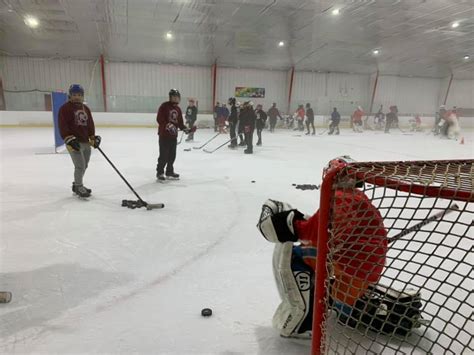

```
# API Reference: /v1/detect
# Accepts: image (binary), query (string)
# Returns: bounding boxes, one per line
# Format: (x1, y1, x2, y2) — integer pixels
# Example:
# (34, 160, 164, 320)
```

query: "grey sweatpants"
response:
(68, 142, 91, 186)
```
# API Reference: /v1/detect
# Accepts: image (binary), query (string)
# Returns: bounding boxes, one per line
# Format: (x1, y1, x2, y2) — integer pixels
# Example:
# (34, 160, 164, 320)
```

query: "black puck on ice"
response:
(201, 308, 212, 317)
(251, 180, 256, 183)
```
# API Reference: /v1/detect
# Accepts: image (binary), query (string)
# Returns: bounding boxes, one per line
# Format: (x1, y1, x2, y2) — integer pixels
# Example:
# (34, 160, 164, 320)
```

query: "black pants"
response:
(157, 137, 177, 175)
(187, 119, 196, 140)
(213, 116, 218, 132)
(385, 117, 393, 133)
(229, 121, 237, 146)
(256, 127, 263, 144)
(328, 121, 340, 135)
(245, 129, 254, 152)
(269, 117, 277, 132)
(306, 119, 315, 134)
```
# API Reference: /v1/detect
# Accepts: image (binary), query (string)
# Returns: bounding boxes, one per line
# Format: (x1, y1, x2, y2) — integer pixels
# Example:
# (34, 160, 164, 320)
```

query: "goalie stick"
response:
(203, 137, 237, 153)
(98, 147, 164, 210)
(388, 204, 459, 244)
(193, 132, 220, 150)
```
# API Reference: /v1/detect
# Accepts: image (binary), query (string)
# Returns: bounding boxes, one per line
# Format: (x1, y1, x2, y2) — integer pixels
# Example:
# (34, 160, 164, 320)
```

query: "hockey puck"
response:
(183, 148, 191, 151)
(201, 308, 212, 317)
(251, 180, 256, 183)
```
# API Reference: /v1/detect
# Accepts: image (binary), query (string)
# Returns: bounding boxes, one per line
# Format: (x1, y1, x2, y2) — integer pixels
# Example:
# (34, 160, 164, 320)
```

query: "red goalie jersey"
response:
(295, 185, 388, 306)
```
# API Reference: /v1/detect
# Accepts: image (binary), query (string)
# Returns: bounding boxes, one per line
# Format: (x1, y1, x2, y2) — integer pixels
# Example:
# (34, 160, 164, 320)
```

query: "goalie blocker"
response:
(258, 198, 424, 339)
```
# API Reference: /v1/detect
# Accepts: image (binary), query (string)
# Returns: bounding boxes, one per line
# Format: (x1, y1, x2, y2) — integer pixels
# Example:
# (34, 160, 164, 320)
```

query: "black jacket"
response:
(229, 105, 239, 124)
(239, 107, 257, 128)
(306, 107, 314, 121)
(185, 106, 198, 122)
(255, 109, 267, 129)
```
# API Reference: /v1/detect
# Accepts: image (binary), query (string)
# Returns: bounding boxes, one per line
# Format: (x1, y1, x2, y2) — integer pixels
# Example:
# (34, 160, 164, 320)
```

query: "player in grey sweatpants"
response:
(69, 142, 91, 187)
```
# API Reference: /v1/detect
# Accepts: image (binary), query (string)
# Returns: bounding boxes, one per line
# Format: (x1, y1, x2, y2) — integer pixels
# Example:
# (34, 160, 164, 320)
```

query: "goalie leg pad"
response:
(272, 243, 314, 338)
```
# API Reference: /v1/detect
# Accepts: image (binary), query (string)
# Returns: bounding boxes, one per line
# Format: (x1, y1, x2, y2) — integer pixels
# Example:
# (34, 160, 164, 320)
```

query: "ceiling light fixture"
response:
(332, 8, 340, 15)
(372, 49, 380, 55)
(24, 15, 39, 28)
(451, 21, 460, 29)
(464, 55, 470, 60)
(278, 41, 285, 47)
(165, 31, 173, 40)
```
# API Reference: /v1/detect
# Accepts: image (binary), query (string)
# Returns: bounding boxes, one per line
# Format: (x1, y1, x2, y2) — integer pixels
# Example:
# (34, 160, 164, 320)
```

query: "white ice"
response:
(0, 126, 472, 354)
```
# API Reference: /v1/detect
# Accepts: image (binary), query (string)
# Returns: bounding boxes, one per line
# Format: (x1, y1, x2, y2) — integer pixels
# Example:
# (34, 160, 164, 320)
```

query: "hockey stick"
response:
(388, 204, 459, 244)
(193, 132, 220, 150)
(319, 128, 328, 135)
(203, 137, 237, 153)
(97, 147, 164, 210)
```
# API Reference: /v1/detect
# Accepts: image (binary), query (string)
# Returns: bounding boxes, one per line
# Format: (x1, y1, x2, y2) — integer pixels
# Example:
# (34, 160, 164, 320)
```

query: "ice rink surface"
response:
(0, 126, 472, 354)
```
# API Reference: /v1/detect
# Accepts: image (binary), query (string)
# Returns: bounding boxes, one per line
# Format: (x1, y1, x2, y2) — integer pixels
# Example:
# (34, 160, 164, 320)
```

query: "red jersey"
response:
(58, 101, 95, 143)
(157, 101, 186, 139)
(295, 189, 387, 284)
(352, 109, 364, 123)
(296, 107, 305, 119)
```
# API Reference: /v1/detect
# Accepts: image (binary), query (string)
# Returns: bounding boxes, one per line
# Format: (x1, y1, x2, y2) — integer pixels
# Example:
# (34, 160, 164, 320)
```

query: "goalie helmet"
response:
(322, 156, 363, 188)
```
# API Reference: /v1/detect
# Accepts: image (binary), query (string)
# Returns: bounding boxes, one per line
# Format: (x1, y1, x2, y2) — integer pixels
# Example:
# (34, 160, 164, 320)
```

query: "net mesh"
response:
(314, 160, 473, 355)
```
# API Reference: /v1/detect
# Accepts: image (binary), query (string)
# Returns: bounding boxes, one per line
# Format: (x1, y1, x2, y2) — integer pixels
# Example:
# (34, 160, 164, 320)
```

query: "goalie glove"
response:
(257, 199, 305, 243)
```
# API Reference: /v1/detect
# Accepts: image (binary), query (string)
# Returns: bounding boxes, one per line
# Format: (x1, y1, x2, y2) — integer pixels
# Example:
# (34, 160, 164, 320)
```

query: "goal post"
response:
(311, 159, 473, 354)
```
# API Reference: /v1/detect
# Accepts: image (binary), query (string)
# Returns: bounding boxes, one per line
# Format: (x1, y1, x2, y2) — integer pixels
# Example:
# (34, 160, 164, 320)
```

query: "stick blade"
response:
(146, 203, 165, 210)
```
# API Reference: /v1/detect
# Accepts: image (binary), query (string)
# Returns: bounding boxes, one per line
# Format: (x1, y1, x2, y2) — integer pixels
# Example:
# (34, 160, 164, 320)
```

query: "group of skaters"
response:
(352, 105, 401, 133)
(433, 105, 461, 140)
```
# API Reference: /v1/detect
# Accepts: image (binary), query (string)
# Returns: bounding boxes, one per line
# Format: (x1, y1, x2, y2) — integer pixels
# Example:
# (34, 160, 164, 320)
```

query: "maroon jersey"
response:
(58, 101, 95, 142)
(157, 101, 186, 139)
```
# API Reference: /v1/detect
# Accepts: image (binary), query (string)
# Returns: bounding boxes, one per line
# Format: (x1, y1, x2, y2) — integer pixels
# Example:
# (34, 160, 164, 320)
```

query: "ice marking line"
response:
(94, 181, 241, 313)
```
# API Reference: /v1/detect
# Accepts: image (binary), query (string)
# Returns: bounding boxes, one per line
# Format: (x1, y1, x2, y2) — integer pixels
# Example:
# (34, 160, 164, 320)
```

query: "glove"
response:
(64, 135, 80, 151)
(183, 128, 191, 134)
(89, 135, 101, 149)
(257, 199, 305, 243)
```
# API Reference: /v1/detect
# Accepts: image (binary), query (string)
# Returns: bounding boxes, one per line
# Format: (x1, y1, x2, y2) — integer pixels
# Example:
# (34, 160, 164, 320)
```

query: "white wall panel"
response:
(291, 72, 370, 115)
(0, 56, 102, 111)
(447, 80, 474, 109)
(374, 76, 441, 115)
(216, 67, 287, 110)
(106, 62, 212, 112)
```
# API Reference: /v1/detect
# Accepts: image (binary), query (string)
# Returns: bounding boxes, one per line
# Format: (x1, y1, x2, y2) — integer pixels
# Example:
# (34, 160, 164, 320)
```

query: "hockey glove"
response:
(89, 135, 101, 149)
(64, 135, 80, 152)
(257, 199, 305, 243)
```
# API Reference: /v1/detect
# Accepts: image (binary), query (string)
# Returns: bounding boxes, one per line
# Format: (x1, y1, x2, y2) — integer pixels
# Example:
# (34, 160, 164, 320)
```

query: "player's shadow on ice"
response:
(254, 326, 310, 355)
(0, 263, 131, 341)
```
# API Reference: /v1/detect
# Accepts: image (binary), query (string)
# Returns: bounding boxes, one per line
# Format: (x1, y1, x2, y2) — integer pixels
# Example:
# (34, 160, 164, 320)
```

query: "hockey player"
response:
(227, 97, 239, 148)
(374, 105, 385, 130)
(255, 104, 267, 146)
(305, 103, 315, 135)
(217, 103, 229, 133)
(352, 106, 364, 132)
(213, 102, 220, 132)
(385, 105, 398, 133)
(295, 104, 305, 131)
(444, 107, 461, 140)
(267, 103, 282, 132)
(409, 114, 422, 132)
(59, 84, 101, 198)
(156, 89, 189, 181)
(185, 98, 198, 142)
(257, 156, 390, 338)
(434, 105, 447, 136)
(328, 107, 341, 135)
(239, 101, 257, 154)
(237, 102, 246, 146)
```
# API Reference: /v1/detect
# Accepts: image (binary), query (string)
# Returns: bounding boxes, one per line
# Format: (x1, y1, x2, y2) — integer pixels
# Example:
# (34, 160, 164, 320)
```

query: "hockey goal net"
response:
(311, 159, 473, 355)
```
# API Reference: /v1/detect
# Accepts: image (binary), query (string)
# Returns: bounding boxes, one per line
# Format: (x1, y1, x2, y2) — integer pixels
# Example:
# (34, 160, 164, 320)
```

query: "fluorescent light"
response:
(464, 55, 470, 60)
(332, 8, 340, 15)
(165, 31, 173, 40)
(372, 49, 380, 55)
(278, 41, 285, 47)
(451, 21, 459, 28)
(24, 15, 39, 28)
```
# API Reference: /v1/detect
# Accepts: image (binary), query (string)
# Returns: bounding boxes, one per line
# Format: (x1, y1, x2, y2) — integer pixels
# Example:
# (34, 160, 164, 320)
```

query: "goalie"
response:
(257, 156, 422, 339)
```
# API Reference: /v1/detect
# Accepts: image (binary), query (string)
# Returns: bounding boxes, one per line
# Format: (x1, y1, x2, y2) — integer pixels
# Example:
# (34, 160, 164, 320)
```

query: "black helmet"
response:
(228, 97, 236, 105)
(169, 88, 181, 99)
